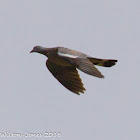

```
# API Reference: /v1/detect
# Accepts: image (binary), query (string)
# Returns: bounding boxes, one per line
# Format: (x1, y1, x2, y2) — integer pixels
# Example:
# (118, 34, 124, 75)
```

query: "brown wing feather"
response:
(67, 58, 104, 78)
(46, 60, 85, 95)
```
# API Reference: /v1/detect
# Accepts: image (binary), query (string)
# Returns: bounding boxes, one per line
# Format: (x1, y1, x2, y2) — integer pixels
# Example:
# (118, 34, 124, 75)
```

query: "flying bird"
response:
(30, 46, 117, 95)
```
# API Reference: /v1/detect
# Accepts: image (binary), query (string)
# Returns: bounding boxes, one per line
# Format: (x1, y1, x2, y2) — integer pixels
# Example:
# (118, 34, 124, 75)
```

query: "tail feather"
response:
(88, 57, 118, 67)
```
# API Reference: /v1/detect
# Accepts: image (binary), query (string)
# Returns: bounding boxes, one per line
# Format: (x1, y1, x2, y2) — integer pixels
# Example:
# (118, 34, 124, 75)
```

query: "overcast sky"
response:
(0, 0, 140, 140)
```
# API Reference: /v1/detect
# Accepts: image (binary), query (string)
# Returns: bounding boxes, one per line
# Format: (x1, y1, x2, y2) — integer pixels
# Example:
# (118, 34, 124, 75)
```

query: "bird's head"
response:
(30, 46, 58, 57)
(30, 46, 44, 53)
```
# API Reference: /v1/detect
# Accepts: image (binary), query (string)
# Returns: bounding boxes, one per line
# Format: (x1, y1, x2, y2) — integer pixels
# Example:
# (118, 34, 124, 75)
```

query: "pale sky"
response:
(0, 0, 140, 140)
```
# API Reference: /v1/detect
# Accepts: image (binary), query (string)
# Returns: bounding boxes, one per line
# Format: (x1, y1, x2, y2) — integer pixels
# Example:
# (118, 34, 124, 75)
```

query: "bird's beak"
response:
(30, 50, 34, 53)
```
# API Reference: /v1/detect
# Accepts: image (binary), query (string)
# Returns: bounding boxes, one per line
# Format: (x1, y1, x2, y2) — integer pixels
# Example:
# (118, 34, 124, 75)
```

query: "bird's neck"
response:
(40, 47, 58, 57)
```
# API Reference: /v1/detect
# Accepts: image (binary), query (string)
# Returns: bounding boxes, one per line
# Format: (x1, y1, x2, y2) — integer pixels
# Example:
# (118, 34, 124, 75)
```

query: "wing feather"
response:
(46, 60, 85, 95)
(61, 57, 104, 78)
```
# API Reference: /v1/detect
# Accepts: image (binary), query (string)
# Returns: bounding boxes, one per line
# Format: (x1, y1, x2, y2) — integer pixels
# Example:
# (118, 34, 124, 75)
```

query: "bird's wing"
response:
(46, 59, 86, 95)
(57, 54, 104, 78)
(72, 58, 104, 78)
(57, 51, 104, 78)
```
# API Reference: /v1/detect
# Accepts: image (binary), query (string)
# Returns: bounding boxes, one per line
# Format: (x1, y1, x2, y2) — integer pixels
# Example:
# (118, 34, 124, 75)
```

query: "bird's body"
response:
(30, 46, 117, 95)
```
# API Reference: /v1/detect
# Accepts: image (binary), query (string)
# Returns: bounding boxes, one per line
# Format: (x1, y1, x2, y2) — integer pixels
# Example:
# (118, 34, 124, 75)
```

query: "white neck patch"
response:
(58, 52, 79, 58)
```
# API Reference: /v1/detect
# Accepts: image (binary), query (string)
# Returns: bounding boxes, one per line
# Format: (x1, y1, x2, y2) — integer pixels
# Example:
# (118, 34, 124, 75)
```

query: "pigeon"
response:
(30, 46, 117, 95)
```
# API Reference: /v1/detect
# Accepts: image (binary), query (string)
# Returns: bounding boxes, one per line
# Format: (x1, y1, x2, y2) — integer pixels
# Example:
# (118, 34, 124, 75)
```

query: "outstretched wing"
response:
(57, 50, 104, 78)
(72, 58, 104, 78)
(46, 59, 86, 95)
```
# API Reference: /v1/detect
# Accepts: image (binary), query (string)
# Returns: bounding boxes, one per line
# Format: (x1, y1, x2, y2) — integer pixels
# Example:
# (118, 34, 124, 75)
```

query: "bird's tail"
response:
(88, 57, 118, 67)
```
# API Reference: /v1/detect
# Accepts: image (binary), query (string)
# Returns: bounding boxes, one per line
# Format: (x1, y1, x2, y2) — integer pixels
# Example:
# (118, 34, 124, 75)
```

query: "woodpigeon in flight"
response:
(30, 46, 117, 95)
